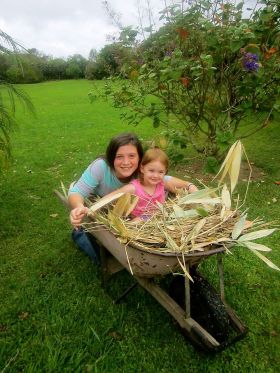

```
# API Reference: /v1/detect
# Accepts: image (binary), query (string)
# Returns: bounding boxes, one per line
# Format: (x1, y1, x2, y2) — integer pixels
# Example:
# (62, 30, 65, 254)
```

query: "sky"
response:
(0, 0, 166, 59)
(0, 0, 258, 60)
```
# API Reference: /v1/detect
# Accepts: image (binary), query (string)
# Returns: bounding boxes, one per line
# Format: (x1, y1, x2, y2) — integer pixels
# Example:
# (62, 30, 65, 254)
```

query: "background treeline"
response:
(0, 49, 88, 82)
(0, 41, 135, 83)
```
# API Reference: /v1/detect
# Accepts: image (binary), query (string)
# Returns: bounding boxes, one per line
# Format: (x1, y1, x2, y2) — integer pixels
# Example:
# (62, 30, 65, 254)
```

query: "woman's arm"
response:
(68, 159, 105, 228)
(69, 193, 89, 229)
(164, 176, 198, 194)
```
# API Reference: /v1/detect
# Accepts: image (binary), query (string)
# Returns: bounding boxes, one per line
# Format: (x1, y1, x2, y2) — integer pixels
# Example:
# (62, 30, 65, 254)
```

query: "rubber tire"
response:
(169, 270, 230, 343)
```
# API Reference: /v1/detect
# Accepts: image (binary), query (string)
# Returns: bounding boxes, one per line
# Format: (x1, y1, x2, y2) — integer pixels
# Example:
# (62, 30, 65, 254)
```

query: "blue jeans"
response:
(71, 229, 100, 265)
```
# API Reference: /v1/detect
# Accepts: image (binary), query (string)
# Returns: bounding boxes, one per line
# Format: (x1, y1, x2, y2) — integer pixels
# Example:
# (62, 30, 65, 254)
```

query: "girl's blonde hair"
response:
(140, 147, 169, 171)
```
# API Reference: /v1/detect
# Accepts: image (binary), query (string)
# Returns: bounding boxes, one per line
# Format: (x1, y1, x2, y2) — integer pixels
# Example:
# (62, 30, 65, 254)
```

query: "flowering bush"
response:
(92, 0, 280, 161)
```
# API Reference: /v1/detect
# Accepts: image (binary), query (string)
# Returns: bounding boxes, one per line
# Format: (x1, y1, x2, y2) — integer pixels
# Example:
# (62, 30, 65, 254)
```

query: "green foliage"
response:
(96, 0, 280, 160)
(86, 42, 139, 80)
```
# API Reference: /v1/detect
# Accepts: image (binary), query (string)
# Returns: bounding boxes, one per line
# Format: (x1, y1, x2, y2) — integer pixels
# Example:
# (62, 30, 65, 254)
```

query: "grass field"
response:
(0, 79, 279, 372)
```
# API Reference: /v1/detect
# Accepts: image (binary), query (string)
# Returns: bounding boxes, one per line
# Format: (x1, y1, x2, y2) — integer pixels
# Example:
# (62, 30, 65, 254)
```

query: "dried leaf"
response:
(113, 193, 133, 217)
(18, 311, 29, 320)
(215, 141, 238, 182)
(178, 188, 217, 204)
(221, 184, 231, 209)
(188, 218, 207, 245)
(220, 205, 226, 221)
(171, 205, 198, 219)
(182, 197, 221, 205)
(89, 192, 124, 214)
(229, 141, 242, 193)
(124, 195, 139, 216)
(248, 248, 280, 271)
(232, 213, 247, 239)
(242, 241, 272, 252)
(238, 229, 276, 242)
(107, 211, 130, 238)
(158, 226, 180, 251)
(176, 259, 194, 282)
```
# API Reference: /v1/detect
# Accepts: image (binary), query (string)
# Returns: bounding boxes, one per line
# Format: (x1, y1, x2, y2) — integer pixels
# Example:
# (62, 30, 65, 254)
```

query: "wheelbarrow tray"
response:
(92, 223, 227, 277)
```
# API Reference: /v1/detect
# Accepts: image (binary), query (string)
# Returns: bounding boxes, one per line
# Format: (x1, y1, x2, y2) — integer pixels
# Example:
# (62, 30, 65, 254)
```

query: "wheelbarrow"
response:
(55, 190, 248, 352)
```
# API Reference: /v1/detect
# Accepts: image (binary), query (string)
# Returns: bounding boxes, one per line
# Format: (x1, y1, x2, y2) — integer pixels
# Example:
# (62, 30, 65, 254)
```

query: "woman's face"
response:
(114, 144, 140, 180)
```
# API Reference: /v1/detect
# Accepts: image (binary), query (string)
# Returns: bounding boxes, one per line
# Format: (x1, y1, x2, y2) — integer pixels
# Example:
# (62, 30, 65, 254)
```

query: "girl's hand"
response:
(69, 205, 89, 229)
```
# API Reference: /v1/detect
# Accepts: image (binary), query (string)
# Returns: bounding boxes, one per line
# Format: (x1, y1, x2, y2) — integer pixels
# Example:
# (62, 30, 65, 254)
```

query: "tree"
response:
(94, 0, 280, 162)
(66, 54, 87, 78)
(0, 29, 34, 172)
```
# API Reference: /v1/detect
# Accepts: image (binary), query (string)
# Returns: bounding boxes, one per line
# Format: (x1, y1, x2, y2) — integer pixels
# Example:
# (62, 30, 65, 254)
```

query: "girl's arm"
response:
(88, 183, 136, 214)
(164, 176, 198, 194)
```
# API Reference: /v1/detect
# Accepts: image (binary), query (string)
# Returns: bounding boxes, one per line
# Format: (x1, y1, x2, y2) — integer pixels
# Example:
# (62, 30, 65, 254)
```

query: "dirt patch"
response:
(172, 159, 266, 185)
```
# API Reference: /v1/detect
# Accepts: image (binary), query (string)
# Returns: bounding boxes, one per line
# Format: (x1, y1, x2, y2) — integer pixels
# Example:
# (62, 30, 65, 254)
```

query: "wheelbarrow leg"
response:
(100, 245, 110, 289)
(136, 276, 220, 351)
(216, 253, 248, 339)
(217, 253, 225, 302)
(184, 264, 191, 318)
(114, 282, 138, 304)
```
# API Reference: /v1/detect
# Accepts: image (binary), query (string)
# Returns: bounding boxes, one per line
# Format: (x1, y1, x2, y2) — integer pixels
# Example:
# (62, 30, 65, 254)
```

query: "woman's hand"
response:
(69, 205, 89, 229)
(187, 183, 198, 193)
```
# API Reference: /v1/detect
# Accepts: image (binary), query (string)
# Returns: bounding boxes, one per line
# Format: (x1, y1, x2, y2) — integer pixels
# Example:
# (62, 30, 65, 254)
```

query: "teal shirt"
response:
(68, 158, 125, 198)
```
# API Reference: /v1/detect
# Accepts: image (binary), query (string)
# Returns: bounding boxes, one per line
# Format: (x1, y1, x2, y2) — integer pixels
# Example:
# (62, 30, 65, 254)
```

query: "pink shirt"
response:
(130, 179, 165, 219)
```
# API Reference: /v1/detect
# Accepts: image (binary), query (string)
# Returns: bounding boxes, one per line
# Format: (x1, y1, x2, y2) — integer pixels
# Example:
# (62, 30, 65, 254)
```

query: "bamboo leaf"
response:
(177, 188, 217, 203)
(171, 205, 198, 219)
(176, 260, 194, 282)
(196, 207, 209, 217)
(232, 213, 247, 239)
(88, 192, 124, 213)
(215, 141, 238, 182)
(112, 193, 132, 216)
(124, 194, 139, 216)
(182, 197, 221, 205)
(229, 141, 242, 193)
(238, 229, 276, 242)
(221, 184, 231, 209)
(107, 211, 130, 237)
(220, 205, 226, 221)
(242, 241, 272, 252)
(188, 218, 207, 245)
(158, 225, 181, 251)
(248, 248, 280, 271)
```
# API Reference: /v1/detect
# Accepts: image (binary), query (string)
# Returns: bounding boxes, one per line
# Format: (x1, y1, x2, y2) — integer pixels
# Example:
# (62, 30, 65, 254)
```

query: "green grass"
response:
(0, 80, 279, 372)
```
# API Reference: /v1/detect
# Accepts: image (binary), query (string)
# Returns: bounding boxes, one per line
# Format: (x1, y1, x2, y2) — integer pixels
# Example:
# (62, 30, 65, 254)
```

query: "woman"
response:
(68, 132, 197, 262)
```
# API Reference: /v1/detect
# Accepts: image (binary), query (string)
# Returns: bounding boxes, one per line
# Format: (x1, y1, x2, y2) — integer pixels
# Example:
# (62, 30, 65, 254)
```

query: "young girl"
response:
(92, 147, 198, 221)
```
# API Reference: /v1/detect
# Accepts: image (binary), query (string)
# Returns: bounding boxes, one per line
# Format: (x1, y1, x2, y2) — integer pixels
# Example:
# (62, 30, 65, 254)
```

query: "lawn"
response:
(0, 79, 279, 372)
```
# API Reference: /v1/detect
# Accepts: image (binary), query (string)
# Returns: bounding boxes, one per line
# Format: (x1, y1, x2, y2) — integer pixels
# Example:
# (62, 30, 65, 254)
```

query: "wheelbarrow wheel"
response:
(169, 271, 230, 343)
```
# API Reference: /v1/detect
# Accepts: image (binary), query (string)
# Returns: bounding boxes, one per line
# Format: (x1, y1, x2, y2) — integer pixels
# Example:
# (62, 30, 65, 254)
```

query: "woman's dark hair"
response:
(105, 133, 144, 169)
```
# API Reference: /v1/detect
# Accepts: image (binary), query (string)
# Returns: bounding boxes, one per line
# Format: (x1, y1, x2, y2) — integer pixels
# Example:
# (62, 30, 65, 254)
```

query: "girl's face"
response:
(114, 144, 140, 180)
(140, 160, 166, 186)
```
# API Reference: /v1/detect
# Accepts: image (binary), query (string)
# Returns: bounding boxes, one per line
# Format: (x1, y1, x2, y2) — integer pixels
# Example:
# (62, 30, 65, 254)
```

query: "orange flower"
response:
(176, 28, 189, 40)
(264, 47, 277, 60)
(180, 77, 190, 87)
(268, 47, 277, 54)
